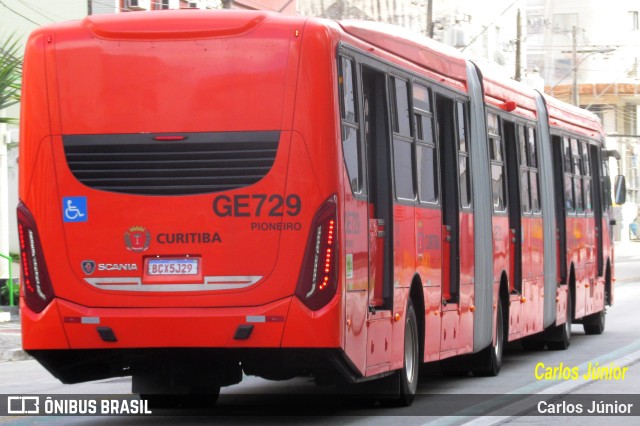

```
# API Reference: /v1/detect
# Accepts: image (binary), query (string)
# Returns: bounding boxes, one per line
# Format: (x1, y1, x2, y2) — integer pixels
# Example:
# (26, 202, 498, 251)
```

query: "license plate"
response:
(147, 258, 199, 276)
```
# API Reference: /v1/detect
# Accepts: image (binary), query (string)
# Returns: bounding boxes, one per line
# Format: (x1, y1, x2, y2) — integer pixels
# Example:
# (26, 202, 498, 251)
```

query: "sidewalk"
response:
(0, 306, 29, 362)
(614, 239, 640, 255)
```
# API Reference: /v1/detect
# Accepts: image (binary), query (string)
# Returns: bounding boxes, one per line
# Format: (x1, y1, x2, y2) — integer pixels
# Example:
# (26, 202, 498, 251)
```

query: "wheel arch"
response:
(409, 274, 425, 363)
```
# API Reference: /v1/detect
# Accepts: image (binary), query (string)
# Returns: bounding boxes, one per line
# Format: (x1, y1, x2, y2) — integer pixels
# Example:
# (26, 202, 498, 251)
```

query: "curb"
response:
(9, 348, 31, 362)
(0, 306, 19, 322)
(2, 348, 31, 363)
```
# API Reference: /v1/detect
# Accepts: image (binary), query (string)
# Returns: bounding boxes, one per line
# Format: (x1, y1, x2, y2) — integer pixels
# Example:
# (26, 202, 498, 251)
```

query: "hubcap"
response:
(405, 317, 416, 383)
(494, 305, 503, 362)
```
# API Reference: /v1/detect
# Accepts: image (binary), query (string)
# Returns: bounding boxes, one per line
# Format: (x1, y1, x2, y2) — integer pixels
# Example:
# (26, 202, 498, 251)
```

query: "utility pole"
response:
(515, 9, 522, 81)
(427, 0, 434, 38)
(572, 26, 579, 106)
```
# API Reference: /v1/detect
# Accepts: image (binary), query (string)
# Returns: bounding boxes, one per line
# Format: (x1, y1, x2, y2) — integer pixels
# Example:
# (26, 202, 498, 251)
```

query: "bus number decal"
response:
(417, 232, 440, 251)
(345, 212, 361, 235)
(212, 194, 301, 217)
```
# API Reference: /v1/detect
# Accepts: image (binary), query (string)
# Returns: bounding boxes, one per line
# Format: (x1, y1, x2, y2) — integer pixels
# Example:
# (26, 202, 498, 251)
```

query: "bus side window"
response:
(414, 83, 438, 204)
(391, 77, 415, 200)
(602, 159, 612, 211)
(571, 138, 584, 214)
(528, 127, 541, 214)
(488, 113, 506, 212)
(457, 102, 472, 209)
(563, 137, 575, 213)
(339, 57, 363, 194)
(518, 125, 531, 214)
(582, 142, 592, 213)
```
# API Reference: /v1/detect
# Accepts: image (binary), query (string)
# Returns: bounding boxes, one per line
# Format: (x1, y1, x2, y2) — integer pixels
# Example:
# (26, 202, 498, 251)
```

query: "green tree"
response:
(0, 34, 22, 125)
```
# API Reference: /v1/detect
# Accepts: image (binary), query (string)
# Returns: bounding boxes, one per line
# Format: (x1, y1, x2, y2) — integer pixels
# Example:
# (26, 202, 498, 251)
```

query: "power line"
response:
(15, 0, 56, 23)
(461, 0, 521, 52)
(0, 0, 42, 26)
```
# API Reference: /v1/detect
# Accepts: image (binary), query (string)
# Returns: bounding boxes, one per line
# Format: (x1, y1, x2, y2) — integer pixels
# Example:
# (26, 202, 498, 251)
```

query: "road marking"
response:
(422, 340, 640, 426)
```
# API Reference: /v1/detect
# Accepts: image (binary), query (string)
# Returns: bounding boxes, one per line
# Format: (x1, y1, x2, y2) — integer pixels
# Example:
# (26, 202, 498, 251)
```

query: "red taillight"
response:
(295, 196, 339, 311)
(17, 202, 54, 313)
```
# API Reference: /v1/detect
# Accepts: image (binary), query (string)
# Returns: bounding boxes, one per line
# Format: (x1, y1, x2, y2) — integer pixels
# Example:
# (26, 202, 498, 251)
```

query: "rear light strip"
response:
(295, 196, 339, 311)
(83, 275, 262, 292)
(17, 203, 55, 313)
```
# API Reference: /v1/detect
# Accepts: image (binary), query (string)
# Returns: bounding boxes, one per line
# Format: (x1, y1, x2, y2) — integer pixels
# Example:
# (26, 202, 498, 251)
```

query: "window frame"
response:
(338, 55, 365, 197)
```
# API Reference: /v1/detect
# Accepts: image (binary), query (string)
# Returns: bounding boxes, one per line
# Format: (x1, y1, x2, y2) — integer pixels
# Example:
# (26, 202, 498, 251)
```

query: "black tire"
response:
(583, 309, 606, 335)
(388, 299, 420, 407)
(472, 299, 505, 377)
(547, 288, 572, 350)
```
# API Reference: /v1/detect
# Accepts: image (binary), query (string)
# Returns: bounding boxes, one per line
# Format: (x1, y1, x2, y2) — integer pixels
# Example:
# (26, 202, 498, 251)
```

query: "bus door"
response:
(435, 95, 469, 353)
(552, 136, 569, 284)
(503, 120, 524, 336)
(589, 145, 604, 277)
(580, 141, 597, 313)
(549, 134, 578, 324)
(361, 66, 392, 310)
(362, 66, 394, 369)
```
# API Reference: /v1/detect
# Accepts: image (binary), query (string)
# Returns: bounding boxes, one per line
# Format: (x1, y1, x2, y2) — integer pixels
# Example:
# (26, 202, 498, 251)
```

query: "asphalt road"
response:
(1, 241, 639, 424)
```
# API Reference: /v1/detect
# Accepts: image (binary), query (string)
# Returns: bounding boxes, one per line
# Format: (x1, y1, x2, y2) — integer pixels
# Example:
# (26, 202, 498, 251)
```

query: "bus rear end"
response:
(19, 10, 343, 398)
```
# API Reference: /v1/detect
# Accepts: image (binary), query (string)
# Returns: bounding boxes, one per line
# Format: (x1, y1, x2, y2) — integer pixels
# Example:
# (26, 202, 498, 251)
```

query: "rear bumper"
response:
(21, 293, 342, 350)
(22, 293, 346, 384)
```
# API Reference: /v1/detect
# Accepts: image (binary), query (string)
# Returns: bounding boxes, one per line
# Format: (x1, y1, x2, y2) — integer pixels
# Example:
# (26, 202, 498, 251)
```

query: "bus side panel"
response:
(415, 206, 443, 362)
(570, 214, 588, 319)
(281, 297, 342, 348)
(21, 299, 69, 350)
(393, 205, 416, 294)
(19, 31, 53, 202)
(281, 22, 343, 350)
(491, 216, 509, 288)
(555, 285, 569, 326)
(603, 213, 615, 305)
(458, 211, 475, 354)
(525, 216, 544, 335)
(343, 183, 370, 374)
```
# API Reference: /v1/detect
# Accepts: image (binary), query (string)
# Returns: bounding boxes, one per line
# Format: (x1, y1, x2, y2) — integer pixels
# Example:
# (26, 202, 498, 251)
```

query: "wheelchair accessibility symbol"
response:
(63, 197, 88, 222)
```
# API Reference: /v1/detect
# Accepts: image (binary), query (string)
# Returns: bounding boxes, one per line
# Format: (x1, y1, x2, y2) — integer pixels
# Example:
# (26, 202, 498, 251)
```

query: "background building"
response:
(1, 0, 638, 288)
(525, 0, 640, 239)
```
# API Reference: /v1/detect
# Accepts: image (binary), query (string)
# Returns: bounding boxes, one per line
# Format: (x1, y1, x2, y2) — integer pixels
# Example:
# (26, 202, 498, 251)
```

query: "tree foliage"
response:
(0, 34, 23, 124)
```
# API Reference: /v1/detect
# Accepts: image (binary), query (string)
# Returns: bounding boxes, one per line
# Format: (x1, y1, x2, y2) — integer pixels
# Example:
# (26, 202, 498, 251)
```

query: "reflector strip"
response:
(63, 317, 100, 324)
(153, 135, 187, 141)
(83, 275, 262, 292)
(246, 316, 285, 323)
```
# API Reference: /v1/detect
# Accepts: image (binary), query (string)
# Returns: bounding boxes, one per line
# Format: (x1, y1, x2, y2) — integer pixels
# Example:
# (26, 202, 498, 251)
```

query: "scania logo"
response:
(124, 226, 151, 253)
(98, 263, 138, 271)
(81, 260, 96, 275)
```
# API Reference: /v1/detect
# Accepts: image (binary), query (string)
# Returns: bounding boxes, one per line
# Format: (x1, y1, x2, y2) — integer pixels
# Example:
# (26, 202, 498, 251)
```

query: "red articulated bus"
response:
(18, 10, 626, 406)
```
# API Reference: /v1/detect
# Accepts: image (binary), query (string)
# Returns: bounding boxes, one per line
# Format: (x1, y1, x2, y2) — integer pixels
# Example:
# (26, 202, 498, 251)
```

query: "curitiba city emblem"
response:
(124, 226, 151, 253)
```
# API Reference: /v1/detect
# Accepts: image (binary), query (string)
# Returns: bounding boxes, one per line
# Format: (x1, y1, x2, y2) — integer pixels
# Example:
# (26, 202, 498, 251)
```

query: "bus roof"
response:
(544, 94, 604, 140)
(338, 19, 468, 88)
(82, 9, 305, 40)
(480, 68, 539, 121)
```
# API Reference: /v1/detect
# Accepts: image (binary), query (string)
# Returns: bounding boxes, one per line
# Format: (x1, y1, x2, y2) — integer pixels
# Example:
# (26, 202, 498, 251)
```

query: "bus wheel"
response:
(547, 289, 572, 350)
(583, 309, 606, 335)
(472, 299, 504, 377)
(388, 299, 419, 406)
